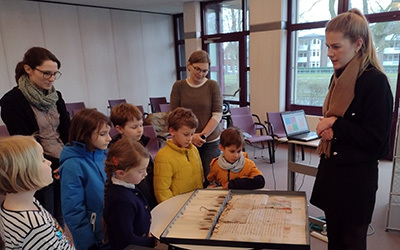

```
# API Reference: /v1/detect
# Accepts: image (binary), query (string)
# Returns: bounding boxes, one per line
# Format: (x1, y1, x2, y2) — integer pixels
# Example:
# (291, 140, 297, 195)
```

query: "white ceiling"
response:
(32, 0, 208, 15)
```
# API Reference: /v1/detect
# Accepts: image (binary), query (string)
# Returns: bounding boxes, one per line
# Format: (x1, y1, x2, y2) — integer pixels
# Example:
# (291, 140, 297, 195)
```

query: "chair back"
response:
(0, 125, 9, 137)
(230, 106, 251, 115)
(143, 125, 160, 158)
(230, 114, 257, 136)
(108, 99, 127, 109)
(135, 105, 145, 115)
(65, 102, 86, 118)
(149, 97, 167, 113)
(267, 112, 287, 138)
(159, 103, 170, 113)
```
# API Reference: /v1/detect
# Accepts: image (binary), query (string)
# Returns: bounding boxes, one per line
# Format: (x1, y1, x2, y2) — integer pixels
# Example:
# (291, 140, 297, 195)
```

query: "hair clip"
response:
(112, 156, 119, 166)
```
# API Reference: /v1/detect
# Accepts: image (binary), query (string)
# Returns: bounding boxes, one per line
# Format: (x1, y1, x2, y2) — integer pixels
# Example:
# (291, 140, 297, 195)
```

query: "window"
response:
(287, 0, 400, 115)
(202, 0, 250, 107)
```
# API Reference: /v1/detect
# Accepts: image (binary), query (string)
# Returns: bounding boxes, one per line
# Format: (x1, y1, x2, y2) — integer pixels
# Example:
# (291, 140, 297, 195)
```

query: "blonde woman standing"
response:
(311, 9, 393, 250)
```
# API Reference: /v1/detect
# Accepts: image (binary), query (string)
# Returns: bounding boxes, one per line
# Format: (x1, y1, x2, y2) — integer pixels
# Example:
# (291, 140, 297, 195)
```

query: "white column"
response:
(183, 1, 202, 61)
(249, 0, 287, 118)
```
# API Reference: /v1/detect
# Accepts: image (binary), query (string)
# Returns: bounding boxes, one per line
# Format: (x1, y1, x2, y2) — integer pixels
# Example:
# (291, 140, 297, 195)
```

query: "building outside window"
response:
(201, 0, 249, 107)
(287, 0, 400, 115)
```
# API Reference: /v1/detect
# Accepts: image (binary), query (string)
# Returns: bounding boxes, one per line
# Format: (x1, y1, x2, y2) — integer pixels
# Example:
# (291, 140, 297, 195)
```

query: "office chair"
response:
(159, 103, 170, 113)
(108, 99, 127, 109)
(65, 102, 86, 119)
(230, 114, 275, 163)
(149, 97, 168, 113)
(230, 106, 264, 133)
(143, 124, 160, 158)
(136, 105, 145, 115)
(266, 111, 287, 140)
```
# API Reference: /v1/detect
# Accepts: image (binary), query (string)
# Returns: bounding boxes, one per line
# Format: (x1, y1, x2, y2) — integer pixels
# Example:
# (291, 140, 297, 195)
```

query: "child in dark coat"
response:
(103, 137, 156, 249)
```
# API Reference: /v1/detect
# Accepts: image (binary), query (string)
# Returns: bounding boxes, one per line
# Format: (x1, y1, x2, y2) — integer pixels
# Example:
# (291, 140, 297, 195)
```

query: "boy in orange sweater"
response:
(207, 126, 265, 189)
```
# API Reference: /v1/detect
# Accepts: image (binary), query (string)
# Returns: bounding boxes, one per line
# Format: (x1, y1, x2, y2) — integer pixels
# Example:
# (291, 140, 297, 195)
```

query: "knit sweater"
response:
(170, 79, 222, 141)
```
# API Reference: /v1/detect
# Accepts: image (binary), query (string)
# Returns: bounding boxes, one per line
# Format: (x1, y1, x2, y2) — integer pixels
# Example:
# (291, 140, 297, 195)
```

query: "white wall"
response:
(0, 0, 176, 121)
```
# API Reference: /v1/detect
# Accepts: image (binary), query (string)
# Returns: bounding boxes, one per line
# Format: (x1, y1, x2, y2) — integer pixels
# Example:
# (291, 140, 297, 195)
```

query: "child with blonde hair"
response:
(0, 135, 74, 249)
(103, 137, 156, 249)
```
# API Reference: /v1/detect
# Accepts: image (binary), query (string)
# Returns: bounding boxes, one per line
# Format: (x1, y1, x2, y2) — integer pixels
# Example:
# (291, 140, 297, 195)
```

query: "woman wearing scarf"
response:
(310, 9, 393, 250)
(0, 47, 70, 227)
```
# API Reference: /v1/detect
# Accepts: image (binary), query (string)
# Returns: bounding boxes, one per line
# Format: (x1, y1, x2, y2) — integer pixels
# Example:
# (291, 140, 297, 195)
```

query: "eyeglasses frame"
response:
(35, 68, 62, 80)
(190, 64, 209, 74)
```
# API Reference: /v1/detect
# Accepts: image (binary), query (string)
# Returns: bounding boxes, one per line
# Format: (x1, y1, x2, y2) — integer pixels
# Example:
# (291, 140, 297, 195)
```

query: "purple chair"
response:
(143, 125, 160, 158)
(266, 111, 287, 139)
(65, 102, 86, 119)
(149, 97, 168, 113)
(230, 114, 275, 163)
(159, 103, 170, 113)
(230, 106, 263, 133)
(108, 99, 127, 109)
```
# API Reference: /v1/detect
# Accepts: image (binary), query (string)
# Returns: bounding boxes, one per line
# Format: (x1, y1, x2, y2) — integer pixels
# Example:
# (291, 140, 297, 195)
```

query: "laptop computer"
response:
(280, 110, 320, 141)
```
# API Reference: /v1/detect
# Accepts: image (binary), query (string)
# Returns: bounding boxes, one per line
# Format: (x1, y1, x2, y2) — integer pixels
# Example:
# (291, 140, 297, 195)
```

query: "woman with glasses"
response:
(0, 47, 70, 228)
(170, 50, 223, 187)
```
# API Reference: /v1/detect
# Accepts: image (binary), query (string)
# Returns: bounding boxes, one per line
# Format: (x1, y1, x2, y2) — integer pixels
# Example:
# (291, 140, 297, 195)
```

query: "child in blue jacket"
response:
(60, 109, 112, 249)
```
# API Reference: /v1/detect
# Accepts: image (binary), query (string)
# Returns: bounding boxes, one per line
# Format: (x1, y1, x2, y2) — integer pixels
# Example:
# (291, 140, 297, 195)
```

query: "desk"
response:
(150, 191, 248, 250)
(287, 139, 320, 191)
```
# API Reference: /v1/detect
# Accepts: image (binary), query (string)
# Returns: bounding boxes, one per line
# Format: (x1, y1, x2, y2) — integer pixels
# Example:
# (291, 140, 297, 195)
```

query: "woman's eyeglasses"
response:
(191, 64, 209, 74)
(35, 68, 62, 80)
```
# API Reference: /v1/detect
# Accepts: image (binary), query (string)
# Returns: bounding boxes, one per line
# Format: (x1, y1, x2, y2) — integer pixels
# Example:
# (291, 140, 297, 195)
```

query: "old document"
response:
(211, 194, 307, 244)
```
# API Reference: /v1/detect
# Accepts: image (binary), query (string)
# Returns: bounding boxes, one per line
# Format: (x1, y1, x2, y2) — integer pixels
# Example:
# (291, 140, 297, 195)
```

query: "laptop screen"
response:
(281, 110, 310, 136)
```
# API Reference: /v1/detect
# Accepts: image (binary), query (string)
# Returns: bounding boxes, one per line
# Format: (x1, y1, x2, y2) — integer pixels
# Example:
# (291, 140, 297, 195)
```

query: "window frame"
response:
(200, 0, 250, 107)
(286, 0, 400, 115)
(173, 14, 186, 80)
(286, 0, 400, 159)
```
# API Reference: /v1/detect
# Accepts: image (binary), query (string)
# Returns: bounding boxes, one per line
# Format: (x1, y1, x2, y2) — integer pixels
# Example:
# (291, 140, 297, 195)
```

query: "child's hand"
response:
(222, 182, 229, 189)
(207, 180, 221, 188)
(53, 168, 60, 180)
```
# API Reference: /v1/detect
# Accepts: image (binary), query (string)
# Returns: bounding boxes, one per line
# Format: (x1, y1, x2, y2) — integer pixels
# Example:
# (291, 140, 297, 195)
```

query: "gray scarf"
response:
(217, 152, 245, 173)
(18, 74, 58, 111)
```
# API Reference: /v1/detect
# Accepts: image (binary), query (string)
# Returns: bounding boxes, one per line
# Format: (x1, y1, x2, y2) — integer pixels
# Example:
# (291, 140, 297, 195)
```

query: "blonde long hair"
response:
(326, 8, 384, 75)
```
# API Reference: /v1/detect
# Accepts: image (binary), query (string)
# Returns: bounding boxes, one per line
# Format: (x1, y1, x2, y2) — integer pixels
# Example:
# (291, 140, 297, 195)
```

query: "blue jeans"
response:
(197, 140, 220, 187)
